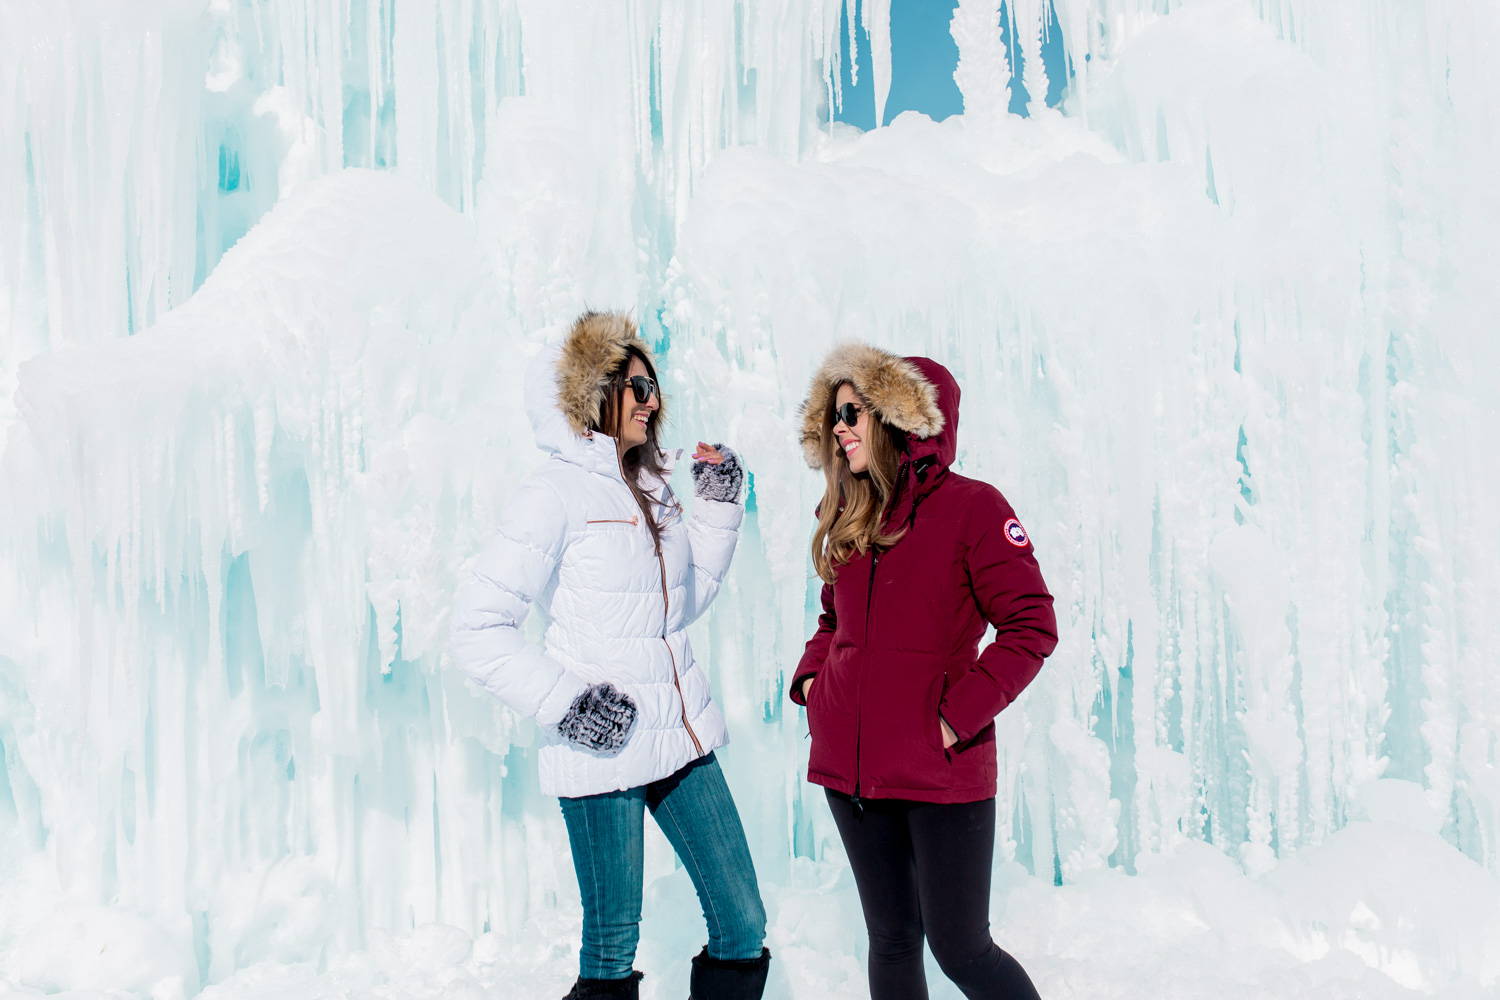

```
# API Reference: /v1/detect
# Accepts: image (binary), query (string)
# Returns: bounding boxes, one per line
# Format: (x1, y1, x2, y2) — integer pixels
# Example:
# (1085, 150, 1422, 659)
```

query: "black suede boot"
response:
(562, 970, 643, 999)
(688, 947, 771, 1000)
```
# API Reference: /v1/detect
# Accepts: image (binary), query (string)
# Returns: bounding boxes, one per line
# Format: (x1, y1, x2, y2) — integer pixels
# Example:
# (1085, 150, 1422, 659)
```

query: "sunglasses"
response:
(626, 375, 659, 404)
(833, 401, 866, 428)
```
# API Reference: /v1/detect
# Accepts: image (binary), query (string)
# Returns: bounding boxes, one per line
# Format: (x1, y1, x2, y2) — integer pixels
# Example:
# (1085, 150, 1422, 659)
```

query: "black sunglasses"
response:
(626, 375, 659, 404)
(834, 401, 865, 428)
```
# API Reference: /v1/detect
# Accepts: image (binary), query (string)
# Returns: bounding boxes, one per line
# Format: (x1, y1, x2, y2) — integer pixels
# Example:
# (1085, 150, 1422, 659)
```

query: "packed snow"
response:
(1, 1, 1497, 998)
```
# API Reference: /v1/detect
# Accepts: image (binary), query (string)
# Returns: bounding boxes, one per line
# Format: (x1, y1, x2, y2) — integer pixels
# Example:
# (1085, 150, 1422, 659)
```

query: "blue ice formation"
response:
(0, 0, 1497, 991)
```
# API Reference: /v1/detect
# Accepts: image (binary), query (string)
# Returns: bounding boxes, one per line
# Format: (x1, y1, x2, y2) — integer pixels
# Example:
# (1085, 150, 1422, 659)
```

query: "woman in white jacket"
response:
(451, 312, 769, 1000)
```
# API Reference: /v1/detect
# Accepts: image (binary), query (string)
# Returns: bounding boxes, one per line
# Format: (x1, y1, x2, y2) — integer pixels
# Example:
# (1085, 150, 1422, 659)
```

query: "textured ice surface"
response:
(1, 0, 1498, 997)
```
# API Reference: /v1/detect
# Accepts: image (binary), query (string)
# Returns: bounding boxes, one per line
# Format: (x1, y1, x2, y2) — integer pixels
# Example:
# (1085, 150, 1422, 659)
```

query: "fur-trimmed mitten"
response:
(557, 683, 638, 753)
(691, 444, 744, 503)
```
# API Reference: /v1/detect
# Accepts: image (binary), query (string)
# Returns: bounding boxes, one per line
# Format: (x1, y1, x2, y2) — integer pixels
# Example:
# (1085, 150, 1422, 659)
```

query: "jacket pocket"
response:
(803, 668, 826, 732)
(804, 658, 847, 742)
(927, 675, 950, 755)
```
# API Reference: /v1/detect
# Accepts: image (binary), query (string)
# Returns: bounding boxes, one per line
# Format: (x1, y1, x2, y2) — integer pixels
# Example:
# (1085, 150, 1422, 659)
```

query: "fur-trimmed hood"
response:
(798, 342, 957, 470)
(554, 311, 662, 435)
(524, 311, 666, 481)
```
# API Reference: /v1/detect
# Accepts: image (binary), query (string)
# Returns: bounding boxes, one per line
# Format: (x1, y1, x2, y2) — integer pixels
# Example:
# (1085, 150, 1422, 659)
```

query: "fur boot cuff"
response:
(689, 947, 771, 1000)
(563, 970, 644, 999)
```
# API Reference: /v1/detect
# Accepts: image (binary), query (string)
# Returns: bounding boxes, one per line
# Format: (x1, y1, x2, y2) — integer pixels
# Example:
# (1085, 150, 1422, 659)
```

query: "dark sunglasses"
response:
(833, 401, 865, 428)
(626, 375, 659, 404)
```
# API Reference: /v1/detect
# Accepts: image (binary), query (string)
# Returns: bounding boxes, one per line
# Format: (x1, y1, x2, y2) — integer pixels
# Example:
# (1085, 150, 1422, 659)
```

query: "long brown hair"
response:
(592, 345, 669, 552)
(810, 384, 909, 583)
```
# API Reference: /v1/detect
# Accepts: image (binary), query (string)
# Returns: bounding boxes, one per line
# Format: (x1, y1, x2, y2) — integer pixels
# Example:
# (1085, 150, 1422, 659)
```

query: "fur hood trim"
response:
(555, 311, 660, 435)
(798, 342, 945, 468)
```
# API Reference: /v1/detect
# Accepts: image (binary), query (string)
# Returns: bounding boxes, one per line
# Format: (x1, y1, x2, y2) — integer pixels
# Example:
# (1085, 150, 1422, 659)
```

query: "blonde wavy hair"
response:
(809, 386, 909, 584)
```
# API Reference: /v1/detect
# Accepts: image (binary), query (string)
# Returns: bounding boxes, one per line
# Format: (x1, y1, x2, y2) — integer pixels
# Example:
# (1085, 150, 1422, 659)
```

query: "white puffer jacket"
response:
(450, 340, 741, 798)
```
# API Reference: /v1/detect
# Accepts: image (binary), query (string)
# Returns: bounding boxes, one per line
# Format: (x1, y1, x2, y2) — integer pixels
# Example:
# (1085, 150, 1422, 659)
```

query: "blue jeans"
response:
(559, 752, 767, 980)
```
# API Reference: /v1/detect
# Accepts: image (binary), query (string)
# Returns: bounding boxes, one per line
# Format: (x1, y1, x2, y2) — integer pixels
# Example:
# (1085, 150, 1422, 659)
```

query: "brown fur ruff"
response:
(798, 343, 944, 468)
(555, 311, 662, 435)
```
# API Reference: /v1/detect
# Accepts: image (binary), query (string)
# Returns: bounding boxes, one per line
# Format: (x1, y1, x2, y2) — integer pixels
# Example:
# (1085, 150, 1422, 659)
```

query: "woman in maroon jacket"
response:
(789, 344, 1057, 1000)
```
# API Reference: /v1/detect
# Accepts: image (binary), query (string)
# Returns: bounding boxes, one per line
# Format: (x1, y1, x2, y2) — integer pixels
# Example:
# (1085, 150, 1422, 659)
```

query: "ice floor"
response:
(3, 806, 1497, 999)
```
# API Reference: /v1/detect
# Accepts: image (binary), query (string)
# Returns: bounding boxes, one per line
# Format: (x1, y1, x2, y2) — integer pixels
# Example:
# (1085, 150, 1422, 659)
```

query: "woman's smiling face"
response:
(617, 355, 657, 449)
(833, 383, 870, 473)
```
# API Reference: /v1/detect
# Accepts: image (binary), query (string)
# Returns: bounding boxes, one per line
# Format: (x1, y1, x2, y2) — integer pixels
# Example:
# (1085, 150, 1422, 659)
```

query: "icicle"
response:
(951, 0, 1012, 119)
(862, 0, 892, 126)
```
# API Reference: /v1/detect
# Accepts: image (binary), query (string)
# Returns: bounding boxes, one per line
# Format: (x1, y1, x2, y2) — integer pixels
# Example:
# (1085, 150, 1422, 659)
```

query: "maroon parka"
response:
(789, 351, 1058, 804)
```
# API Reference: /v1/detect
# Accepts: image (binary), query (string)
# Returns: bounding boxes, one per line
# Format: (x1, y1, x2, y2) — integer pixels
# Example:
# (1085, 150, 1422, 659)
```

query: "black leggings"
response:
(825, 790, 1041, 1000)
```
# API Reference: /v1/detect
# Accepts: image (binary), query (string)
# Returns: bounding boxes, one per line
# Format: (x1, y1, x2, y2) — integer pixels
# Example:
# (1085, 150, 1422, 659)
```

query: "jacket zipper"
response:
(601, 441, 700, 756)
(853, 550, 879, 811)
(659, 547, 704, 756)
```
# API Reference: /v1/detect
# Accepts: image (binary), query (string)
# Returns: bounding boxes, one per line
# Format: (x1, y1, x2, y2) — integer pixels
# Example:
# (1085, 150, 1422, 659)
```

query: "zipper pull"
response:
(852, 785, 863, 814)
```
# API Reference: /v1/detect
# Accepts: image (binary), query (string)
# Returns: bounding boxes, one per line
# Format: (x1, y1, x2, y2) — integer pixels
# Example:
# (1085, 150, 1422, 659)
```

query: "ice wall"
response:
(1, 0, 1497, 992)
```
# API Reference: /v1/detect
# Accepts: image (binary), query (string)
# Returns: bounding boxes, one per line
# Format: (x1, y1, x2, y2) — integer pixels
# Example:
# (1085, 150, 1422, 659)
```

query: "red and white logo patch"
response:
(1003, 518, 1030, 547)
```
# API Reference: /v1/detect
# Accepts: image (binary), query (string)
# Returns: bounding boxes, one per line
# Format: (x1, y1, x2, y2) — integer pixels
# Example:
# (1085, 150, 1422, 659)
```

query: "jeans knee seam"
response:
(655, 798, 730, 947)
(572, 798, 639, 980)
(583, 806, 607, 975)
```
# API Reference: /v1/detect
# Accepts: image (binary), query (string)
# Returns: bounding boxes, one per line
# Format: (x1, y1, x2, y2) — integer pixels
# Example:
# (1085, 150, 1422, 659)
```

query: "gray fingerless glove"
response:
(691, 444, 744, 503)
(557, 682, 637, 753)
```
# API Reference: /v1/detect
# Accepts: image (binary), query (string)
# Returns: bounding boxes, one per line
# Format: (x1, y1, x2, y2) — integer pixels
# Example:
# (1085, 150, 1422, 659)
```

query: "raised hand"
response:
(691, 443, 744, 502)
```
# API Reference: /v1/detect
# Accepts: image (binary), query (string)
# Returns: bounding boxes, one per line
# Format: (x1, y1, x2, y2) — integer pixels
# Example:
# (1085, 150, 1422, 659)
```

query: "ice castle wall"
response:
(1, 0, 1497, 986)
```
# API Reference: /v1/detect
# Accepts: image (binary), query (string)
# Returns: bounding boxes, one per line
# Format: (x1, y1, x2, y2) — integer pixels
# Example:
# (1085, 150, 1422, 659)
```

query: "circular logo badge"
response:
(1003, 518, 1029, 547)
